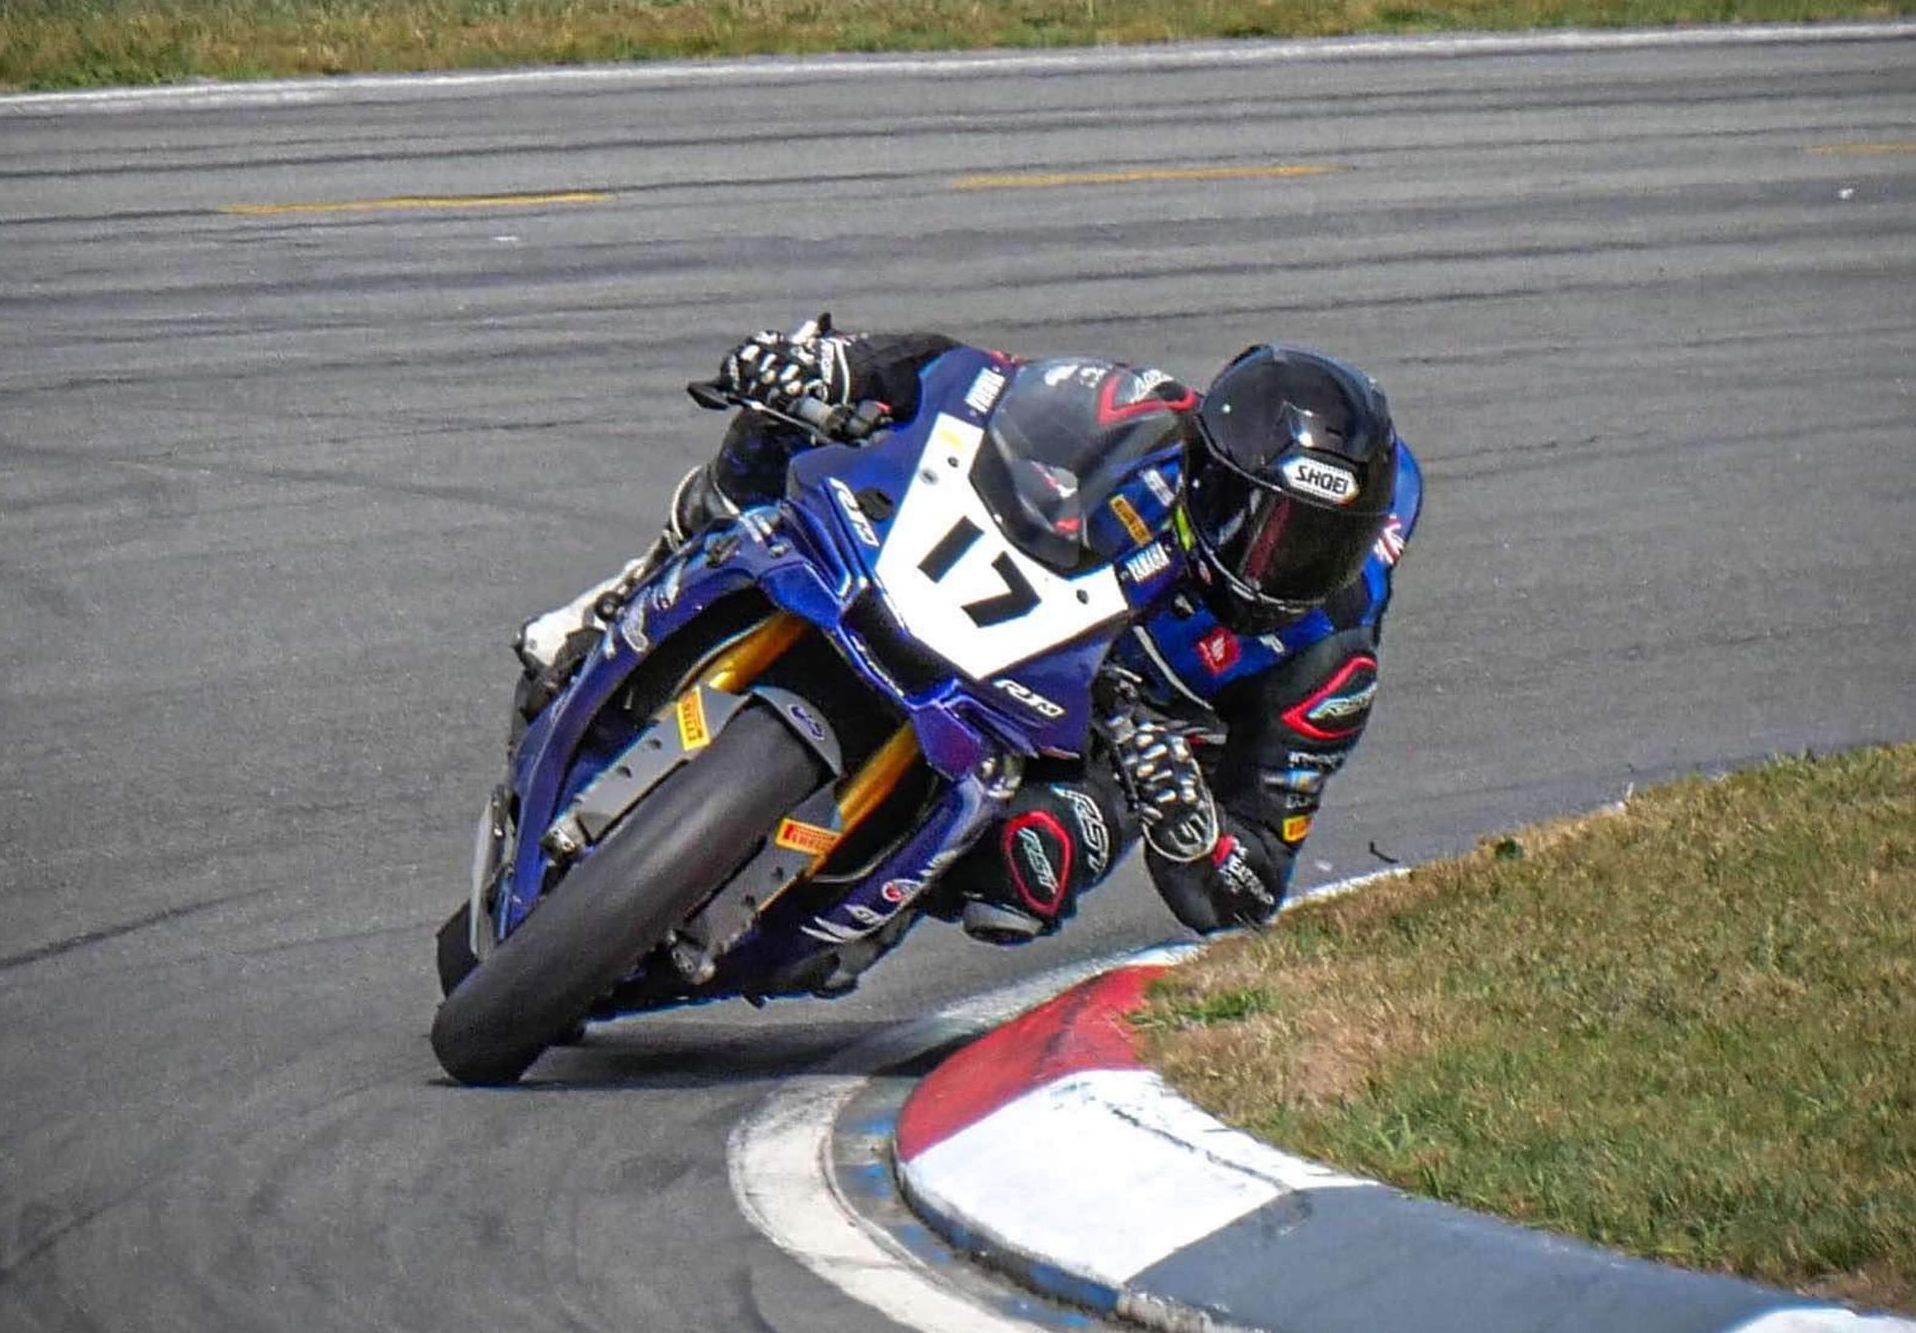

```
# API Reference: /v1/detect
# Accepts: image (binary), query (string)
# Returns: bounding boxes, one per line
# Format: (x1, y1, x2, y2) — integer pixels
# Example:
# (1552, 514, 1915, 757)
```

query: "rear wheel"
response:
(430, 705, 824, 1086)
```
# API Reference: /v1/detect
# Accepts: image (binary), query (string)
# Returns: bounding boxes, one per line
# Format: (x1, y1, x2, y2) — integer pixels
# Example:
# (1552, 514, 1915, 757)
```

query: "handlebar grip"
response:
(686, 379, 733, 411)
(682, 380, 890, 443)
(789, 394, 842, 433)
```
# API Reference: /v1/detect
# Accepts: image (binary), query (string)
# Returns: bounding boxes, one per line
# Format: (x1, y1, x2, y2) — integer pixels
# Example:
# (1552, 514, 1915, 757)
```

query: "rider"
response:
(516, 323, 1422, 943)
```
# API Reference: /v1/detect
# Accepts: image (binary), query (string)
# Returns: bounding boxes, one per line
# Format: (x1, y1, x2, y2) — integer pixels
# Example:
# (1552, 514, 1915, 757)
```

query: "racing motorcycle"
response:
(430, 344, 1194, 1085)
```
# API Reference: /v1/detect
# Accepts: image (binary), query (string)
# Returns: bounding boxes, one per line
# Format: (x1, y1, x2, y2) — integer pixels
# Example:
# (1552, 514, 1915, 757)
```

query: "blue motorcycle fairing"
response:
(490, 348, 1195, 1000)
(786, 349, 1189, 751)
(706, 762, 1012, 992)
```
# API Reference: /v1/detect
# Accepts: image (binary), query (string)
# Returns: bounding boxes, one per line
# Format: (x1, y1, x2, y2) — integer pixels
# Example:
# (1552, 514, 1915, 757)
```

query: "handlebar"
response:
(684, 379, 891, 443)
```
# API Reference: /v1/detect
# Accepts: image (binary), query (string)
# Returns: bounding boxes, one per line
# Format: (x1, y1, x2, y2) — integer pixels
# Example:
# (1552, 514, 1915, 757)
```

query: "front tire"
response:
(435, 902, 477, 997)
(430, 705, 824, 1086)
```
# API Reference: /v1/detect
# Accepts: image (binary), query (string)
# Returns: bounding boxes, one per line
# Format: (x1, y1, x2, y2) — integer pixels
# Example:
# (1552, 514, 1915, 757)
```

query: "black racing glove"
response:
(1144, 825, 1287, 933)
(1103, 708, 1220, 863)
(720, 327, 853, 413)
(1202, 833, 1281, 925)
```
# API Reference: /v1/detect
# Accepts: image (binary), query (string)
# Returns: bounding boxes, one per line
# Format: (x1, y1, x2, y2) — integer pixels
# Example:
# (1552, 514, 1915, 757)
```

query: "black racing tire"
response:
(430, 705, 824, 1086)
(435, 902, 478, 998)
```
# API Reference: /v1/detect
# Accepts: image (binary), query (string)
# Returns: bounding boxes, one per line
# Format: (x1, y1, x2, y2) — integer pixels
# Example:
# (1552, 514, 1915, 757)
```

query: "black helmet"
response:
(1183, 344, 1397, 633)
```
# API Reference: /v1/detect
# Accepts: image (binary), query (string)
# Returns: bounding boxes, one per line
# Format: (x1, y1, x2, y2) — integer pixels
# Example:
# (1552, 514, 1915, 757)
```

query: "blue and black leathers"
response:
(1108, 479, 1417, 929)
(688, 332, 1421, 936)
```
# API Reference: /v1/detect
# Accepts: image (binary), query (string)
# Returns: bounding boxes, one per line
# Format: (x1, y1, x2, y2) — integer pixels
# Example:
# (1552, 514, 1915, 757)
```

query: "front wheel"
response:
(430, 705, 825, 1086)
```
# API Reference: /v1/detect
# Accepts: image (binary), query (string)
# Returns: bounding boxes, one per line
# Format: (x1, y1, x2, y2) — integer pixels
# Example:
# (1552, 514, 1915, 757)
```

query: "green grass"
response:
(1138, 743, 1916, 1313)
(2, 0, 1911, 91)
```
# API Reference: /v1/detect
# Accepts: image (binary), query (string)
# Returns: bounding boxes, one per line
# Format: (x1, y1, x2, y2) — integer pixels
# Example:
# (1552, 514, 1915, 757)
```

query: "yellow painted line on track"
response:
(1808, 142, 1916, 156)
(220, 191, 611, 216)
(951, 163, 1343, 191)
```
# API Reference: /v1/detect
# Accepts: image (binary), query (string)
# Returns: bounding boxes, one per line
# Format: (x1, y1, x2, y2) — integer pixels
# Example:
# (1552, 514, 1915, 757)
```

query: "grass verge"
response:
(3, 0, 1912, 91)
(1138, 743, 1916, 1313)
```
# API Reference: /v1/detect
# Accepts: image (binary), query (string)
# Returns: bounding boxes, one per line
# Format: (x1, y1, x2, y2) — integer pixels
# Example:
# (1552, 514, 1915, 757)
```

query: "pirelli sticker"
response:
(1281, 814, 1314, 844)
(1108, 494, 1152, 544)
(775, 818, 840, 857)
(675, 690, 711, 751)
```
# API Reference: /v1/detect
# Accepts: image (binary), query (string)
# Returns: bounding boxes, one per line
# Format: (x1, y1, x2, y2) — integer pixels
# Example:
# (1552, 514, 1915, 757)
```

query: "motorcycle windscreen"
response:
(971, 359, 1188, 573)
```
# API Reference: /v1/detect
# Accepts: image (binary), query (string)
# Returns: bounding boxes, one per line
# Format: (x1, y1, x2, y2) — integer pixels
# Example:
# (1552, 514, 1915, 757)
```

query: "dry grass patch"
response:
(4, 0, 1914, 90)
(1139, 743, 1916, 1313)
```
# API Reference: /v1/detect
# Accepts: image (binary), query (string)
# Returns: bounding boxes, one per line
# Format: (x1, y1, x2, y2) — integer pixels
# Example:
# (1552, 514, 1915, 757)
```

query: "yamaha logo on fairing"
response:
(1123, 541, 1172, 584)
(965, 368, 1007, 414)
(1280, 455, 1359, 506)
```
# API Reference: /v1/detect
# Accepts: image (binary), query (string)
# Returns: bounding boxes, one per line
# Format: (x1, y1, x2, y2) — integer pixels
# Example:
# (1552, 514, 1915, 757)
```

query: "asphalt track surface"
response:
(2, 27, 1912, 1333)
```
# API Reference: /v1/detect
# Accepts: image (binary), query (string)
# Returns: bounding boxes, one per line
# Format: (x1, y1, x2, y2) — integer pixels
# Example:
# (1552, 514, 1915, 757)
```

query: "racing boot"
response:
(510, 463, 740, 726)
(944, 778, 1128, 945)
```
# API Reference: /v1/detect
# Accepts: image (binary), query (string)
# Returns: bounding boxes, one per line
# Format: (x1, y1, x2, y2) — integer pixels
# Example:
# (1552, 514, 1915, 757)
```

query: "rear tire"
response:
(430, 705, 823, 1086)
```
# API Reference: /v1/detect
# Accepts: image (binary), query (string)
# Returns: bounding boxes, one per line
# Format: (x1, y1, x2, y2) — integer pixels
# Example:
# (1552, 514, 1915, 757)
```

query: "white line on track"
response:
(729, 1073, 1032, 1333)
(725, 873, 1392, 1333)
(4, 22, 1910, 114)
(727, 957, 1129, 1333)
(731, 953, 1134, 1333)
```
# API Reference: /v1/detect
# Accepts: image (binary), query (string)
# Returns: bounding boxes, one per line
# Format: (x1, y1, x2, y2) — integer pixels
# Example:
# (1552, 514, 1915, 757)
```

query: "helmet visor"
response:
(1186, 446, 1378, 607)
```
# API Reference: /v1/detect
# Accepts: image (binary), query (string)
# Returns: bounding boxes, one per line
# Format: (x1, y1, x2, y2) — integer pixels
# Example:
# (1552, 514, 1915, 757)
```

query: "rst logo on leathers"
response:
(1282, 654, 1378, 741)
(1057, 787, 1111, 878)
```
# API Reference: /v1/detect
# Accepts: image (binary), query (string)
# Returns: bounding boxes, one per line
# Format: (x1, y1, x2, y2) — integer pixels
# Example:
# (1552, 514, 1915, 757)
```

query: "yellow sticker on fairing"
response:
(775, 818, 839, 857)
(676, 690, 710, 750)
(1109, 494, 1152, 544)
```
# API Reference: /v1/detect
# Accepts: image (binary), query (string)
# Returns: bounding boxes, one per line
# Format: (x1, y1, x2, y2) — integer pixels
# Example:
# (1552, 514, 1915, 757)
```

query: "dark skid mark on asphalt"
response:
(0, 434, 616, 524)
(0, 1171, 159, 1282)
(957, 216, 1916, 308)
(0, 886, 275, 973)
(8, 215, 1911, 379)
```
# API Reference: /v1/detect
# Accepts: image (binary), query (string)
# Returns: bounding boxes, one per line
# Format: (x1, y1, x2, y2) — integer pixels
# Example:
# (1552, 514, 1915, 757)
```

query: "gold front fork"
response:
(818, 724, 922, 871)
(692, 611, 809, 693)
(677, 612, 925, 870)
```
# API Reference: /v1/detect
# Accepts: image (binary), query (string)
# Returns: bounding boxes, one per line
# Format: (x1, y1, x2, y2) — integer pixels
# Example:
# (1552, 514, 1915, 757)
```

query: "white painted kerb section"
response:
(728, 1073, 1056, 1333)
(903, 1067, 1372, 1289)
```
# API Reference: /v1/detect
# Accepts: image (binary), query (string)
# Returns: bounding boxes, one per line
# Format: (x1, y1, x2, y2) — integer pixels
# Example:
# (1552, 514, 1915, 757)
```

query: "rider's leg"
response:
(512, 410, 797, 686)
(510, 462, 738, 724)
(939, 764, 1136, 944)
